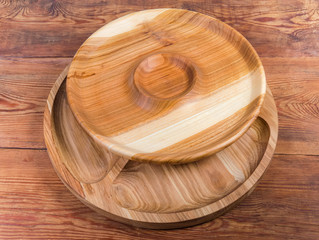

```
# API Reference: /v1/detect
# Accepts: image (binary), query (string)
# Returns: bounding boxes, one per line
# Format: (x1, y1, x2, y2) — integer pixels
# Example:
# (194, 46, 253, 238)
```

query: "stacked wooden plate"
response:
(44, 9, 278, 229)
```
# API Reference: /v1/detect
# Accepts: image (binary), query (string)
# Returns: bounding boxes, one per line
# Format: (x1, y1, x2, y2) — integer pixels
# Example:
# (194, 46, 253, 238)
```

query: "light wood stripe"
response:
(135, 97, 262, 163)
(107, 67, 265, 157)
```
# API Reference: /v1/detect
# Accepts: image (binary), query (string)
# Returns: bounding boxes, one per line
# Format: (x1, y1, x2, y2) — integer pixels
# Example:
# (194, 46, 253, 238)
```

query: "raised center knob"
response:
(133, 53, 194, 100)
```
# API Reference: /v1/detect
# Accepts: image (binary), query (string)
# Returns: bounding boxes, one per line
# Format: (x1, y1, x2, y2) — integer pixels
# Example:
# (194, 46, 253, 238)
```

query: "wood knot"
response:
(141, 23, 176, 46)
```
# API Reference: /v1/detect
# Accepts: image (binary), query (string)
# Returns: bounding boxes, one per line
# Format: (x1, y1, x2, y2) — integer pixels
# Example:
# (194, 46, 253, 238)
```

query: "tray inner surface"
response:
(51, 81, 270, 214)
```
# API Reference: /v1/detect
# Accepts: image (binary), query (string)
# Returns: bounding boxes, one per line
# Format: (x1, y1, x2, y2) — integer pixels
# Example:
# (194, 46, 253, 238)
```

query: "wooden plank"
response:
(1, 57, 319, 155)
(0, 0, 318, 57)
(0, 149, 318, 239)
(0, 57, 71, 148)
(262, 57, 319, 155)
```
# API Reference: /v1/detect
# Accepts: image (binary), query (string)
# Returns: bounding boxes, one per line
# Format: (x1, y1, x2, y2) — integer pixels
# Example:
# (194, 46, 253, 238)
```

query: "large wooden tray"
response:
(44, 65, 278, 229)
(44, 9, 278, 229)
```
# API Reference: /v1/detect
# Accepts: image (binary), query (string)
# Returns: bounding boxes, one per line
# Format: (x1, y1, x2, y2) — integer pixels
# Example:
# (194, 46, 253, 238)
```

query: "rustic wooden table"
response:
(1, 1, 318, 239)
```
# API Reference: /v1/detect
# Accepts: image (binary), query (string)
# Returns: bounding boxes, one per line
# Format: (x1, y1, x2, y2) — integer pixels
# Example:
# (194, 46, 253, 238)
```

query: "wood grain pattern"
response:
(1, 57, 318, 155)
(44, 64, 277, 228)
(1, 149, 318, 239)
(0, 0, 318, 58)
(52, 82, 118, 184)
(262, 57, 319, 155)
(1, 0, 319, 238)
(112, 117, 269, 213)
(66, 9, 266, 163)
(0, 58, 71, 148)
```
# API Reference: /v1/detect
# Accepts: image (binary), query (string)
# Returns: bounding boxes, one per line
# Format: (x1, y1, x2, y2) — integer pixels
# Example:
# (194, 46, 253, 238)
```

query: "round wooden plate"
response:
(44, 65, 277, 229)
(66, 9, 266, 164)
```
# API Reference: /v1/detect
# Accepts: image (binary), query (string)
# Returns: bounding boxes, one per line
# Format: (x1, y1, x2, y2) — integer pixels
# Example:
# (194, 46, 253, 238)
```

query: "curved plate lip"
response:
(44, 65, 277, 229)
(66, 8, 267, 163)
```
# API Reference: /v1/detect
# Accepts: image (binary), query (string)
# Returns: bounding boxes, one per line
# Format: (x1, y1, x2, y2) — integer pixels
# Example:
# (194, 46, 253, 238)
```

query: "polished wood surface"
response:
(67, 9, 266, 163)
(44, 65, 277, 228)
(0, 0, 319, 238)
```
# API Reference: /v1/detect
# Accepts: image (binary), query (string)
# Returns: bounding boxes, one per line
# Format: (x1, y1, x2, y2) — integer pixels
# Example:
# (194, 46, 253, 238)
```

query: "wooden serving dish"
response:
(44, 9, 278, 229)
